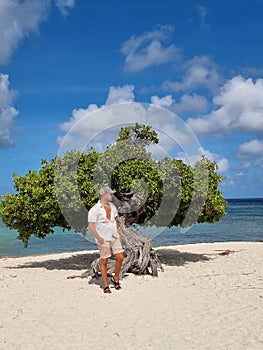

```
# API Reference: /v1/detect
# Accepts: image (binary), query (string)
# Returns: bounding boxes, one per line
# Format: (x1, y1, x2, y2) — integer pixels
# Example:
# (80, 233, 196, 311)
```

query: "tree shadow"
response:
(7, 248, 210, 290)
(156, 248, 210, 266)
(9, 252, 100, 271)
(9, 248, 210, 274)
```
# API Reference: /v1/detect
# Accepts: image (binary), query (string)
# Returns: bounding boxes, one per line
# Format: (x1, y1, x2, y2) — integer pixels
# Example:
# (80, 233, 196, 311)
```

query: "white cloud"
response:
(187, 76, 263, 136)
(59, 103, 99, 134)
(0, 74, 18, 148)
(121, 25, 181, 72)
(151, 93, 208, 115)
(151, 95, 174, 107)
(0, 0, 75, 64)
(0, 73, 17, 106)
(238, 139, 263, 158)
(55, 0, 75, 16)
(199, 147, 229, 173)
(57, 86, 203, 158)
(176, 146, 229, 173)
(0, 0, 75, 147)
(58, 85, 136, 150)
(105, 85, 135, 106)
(163, 56, 222, 93)
(0, 0, 49, 64)
(58, 85, 135, 150)
(173, 93, 209, 115)
(59, 85, 135, 134)
(217, 157, 230, 173)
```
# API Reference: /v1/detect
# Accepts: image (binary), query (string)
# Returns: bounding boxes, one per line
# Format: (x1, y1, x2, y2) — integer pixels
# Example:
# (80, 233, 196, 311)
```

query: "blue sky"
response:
(0, 0, 263, 199)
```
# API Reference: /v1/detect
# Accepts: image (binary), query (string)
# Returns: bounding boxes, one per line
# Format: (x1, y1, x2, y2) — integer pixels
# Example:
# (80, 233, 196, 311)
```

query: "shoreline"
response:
(1, 242, 263, 349)
(1, 239, 263, 260)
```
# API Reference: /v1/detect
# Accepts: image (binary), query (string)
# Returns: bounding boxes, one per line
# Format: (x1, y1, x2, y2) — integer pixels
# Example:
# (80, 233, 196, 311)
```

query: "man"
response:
(88, 186, 124, 293)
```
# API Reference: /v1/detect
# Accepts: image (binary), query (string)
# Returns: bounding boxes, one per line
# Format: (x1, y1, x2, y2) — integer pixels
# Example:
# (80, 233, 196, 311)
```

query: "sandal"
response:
(103, 286, 111, 293)
(111, 277, 122, 290)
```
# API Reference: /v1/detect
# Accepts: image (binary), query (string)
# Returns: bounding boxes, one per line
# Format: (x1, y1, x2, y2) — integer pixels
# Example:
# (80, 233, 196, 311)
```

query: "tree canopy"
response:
(0, 123, 228, 246)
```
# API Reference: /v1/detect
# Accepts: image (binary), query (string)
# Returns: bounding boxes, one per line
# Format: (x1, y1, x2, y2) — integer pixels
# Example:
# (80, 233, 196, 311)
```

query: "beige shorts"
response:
(98, 237, 124, 259)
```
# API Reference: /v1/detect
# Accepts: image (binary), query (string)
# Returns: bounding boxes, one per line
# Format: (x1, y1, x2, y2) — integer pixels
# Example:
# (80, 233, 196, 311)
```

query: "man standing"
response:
(88, 186, 124, 293)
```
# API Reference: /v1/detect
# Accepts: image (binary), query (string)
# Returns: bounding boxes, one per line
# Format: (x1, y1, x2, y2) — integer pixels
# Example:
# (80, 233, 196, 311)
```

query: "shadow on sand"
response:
(9, 248, 209, 272)
(8, 248, 210, 289)
(156, 248, 209, 266)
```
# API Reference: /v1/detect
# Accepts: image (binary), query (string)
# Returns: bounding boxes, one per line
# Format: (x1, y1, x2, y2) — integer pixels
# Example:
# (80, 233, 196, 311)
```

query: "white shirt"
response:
(88, 201, 119, 241)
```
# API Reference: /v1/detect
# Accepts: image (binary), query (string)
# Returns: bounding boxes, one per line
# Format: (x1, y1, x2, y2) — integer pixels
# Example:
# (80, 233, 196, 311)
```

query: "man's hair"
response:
(99, 186, 116, 197)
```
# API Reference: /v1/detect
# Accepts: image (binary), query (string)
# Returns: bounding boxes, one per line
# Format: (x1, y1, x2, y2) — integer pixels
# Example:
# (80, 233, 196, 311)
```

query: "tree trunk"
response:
(90, 217, 163, 279)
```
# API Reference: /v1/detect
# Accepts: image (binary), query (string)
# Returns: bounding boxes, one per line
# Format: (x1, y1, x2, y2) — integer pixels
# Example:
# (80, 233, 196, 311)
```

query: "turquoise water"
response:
(153, 198, 263, 246)
(1, 198, 263, 257)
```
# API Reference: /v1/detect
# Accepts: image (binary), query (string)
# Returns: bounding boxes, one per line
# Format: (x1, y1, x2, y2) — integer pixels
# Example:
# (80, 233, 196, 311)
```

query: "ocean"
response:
(0, 198, 263, 257)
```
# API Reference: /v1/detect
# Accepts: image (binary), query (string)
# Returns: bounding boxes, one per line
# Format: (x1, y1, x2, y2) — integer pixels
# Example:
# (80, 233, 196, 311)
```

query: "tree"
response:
(0, 124, 228, 276)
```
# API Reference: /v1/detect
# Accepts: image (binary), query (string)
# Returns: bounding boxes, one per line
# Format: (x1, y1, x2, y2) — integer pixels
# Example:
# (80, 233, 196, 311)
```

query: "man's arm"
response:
(111, 204, 122, 241)
(115, 217, 122, 242)
(88, 222, 104, 245)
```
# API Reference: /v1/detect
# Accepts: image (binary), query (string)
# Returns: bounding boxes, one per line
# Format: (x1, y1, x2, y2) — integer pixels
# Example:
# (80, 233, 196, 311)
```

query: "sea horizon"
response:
(1, 198, 263, 258)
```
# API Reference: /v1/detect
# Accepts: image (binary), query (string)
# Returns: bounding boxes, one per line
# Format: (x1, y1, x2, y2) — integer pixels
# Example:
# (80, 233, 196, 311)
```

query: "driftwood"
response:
(90, 216, 163, 279)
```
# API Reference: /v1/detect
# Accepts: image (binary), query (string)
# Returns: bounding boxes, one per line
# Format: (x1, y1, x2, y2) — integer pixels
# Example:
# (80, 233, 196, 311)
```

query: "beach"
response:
(0, 242, 262, 350)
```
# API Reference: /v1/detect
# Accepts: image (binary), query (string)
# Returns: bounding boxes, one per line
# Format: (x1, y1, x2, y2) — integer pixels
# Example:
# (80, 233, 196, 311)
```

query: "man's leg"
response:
(100, 258, 109, 288)
(114, 253, 124, 283)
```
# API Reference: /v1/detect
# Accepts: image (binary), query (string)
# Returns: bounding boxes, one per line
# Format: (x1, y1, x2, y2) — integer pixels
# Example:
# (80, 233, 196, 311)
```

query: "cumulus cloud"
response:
(0, 0, 49, 64)
(59, 85, 135, 133)
(105, 85, 135, 106)
(58, 85, 136, 150)
(151, 95, 174, 107)
(202, 149, 229, 173)
(59, 103, 99, 134)
(121, 25, 181, 72)
(176, 146, 229, 173)
(238, 139, 263, 158)
(163, 56, 222, 94)
(151, 93, 208, 115)
(0, 0, 75, 147)
(57, 85, 202, 157)
(173, 93, 209, 115)
(0, 74, 18, 148)
(187, 76, 263, 136)
(0, 0, 75, 64)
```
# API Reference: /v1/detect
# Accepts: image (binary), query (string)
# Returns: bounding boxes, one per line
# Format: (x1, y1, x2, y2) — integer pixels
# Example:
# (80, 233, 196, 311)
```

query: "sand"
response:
(0, 242, 263, 350)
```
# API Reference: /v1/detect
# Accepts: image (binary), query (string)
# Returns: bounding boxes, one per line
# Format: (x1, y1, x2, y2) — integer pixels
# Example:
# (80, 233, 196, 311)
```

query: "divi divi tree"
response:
(0, 124, 227, 276)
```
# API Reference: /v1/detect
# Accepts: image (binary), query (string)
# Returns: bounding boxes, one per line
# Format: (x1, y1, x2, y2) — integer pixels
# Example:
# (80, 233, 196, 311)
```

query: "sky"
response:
(0, 0, 263, 199)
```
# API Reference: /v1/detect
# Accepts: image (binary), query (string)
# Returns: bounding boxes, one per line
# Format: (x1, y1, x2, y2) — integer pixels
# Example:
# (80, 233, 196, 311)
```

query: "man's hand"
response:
(97, 236, 105, 245)
(88, 222, 104, 245)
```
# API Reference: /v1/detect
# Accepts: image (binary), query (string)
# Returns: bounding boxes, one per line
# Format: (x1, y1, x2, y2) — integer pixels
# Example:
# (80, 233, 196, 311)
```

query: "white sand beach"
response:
(0, 242, 263, 350)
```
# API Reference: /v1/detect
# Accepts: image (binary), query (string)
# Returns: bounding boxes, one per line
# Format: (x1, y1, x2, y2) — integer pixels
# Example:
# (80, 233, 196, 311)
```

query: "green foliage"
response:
(53, 148, 100, 234)
(0, 159, 68, 246)
(0, 149, 100, 246)
(0, 124, 228, 246)
(116, 122, 159, 146)
(196, 157, 228, 224)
